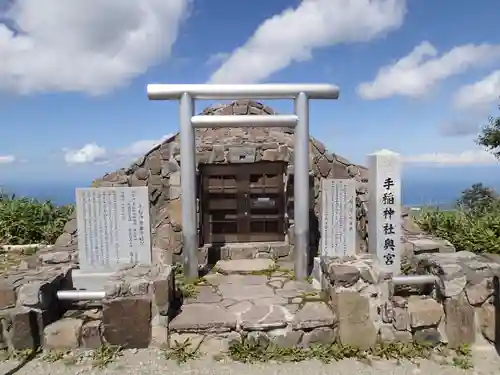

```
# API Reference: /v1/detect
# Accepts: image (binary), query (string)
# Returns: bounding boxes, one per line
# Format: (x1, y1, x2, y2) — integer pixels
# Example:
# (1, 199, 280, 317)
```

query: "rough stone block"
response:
(268, 328, 303, 348)
(292, 302, 335, 330)
(228, 147, 256, 163)
(0, 279, 16, 310)
(326, 264, 360, 287)
(442, 276, 467, 298)
(379, 325, 412, 343)
(215, 259, 274, 274)
(444, 295, 475, 348)
(151, 266, 174, 315)
(241, 305, 288, 331)
(150, 325, 169, 348)
(102, 297, 151, 348)
(270, 244, 290, 258)
(413, 327, 441, 345)
(409, 238, 455, 254)
(39, 251, 72, 265)
(334, 291, 377, 348)
(1, 307, 39, 350)
(479, 304, 495, 343)
(43, 318, 83, 349)
(247, 331, 270, 347)
(80, 320, 102, 349)
(301, 327, 336, 347)
(219, 283, 275, 301)
(169, 304, 237, 333)
(392, 307, 409, 331)
(17, 281, 54, 309)
(465, 278, 493, 306)
(184, 285, 222, 304)
(169, 171, 181, 186)
(200, 332, 241, 355)
(407, 298, 443, 328)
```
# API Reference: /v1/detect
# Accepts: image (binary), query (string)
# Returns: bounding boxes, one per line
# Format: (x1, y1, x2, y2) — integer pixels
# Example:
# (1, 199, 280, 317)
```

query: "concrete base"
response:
(71, 269, 113, 290)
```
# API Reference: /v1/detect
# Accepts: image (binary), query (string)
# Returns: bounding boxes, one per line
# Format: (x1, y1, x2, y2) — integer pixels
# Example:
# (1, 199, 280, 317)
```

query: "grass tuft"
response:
(0, 192, 73, 246)
(163, 338, 202, 364)
(227, 338, 473, 368)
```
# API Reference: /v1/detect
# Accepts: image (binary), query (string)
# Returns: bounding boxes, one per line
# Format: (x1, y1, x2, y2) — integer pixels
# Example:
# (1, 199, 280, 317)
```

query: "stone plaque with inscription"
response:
(367, 149, 401, 274)
(75, 187, 152, 273)
(320, 179, 356, 257)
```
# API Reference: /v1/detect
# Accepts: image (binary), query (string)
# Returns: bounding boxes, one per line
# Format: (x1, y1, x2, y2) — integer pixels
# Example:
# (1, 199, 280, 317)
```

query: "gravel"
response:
(1, 346, 499, 375)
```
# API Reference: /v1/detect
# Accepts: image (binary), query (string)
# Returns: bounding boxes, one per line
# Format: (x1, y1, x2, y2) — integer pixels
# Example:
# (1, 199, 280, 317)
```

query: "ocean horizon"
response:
(2, 178, 496, 208)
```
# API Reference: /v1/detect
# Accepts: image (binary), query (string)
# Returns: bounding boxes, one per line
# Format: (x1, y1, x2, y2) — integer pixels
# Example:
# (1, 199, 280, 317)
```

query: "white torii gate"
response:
(147, 84, 340, 280)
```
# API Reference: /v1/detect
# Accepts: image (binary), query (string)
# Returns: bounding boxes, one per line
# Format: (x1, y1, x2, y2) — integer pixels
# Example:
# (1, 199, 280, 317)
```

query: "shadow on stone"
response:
(307, 209, 319, 276)
(205, 244, 226, 274)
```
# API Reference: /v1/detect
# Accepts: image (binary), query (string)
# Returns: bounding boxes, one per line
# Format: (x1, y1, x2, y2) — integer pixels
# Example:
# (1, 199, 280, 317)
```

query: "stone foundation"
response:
(319, 251, 500, 348)
(166, 259, 338, 353)
(0, 240, 498, 352)
(0, 246, 174, 351)
(0, 264, 71, 350)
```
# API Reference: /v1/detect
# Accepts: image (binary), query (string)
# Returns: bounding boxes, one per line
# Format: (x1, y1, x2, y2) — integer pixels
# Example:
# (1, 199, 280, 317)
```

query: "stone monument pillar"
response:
(367, 149, 402, 275)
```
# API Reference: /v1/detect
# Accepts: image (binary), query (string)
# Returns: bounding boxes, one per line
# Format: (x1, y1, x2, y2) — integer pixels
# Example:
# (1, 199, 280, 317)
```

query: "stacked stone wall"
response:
(0, 252, 174, 350)
(319, 250, 500, 348)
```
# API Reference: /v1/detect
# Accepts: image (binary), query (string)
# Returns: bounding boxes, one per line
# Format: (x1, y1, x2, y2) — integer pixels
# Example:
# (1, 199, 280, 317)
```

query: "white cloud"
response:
(208, 0, 406, 84)
(64, 133, 175, 165)
(205, 52, 230, 67)
(0, 0, 190, 95)
(358, 42, 500, 100)
(453, 70, 500, 110)
(0, 155, 16, 164)
(117, 133, 175, 158)
(403, 149, 498, 166)
(64, 143, 107, 165)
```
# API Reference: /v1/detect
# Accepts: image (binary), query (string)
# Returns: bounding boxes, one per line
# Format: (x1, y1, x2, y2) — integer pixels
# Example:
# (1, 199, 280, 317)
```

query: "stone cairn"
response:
(0, 100, 497, 352)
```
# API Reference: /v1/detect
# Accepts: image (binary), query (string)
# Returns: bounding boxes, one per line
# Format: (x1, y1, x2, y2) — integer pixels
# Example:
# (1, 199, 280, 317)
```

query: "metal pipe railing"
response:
(56, 290, 106, 301)
(52, 275, 438, 302)
(392, 274, 439, 285)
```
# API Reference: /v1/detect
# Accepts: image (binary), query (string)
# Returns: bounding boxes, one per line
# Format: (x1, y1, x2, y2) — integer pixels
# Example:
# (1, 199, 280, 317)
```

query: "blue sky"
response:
(1, 0, 500, 186)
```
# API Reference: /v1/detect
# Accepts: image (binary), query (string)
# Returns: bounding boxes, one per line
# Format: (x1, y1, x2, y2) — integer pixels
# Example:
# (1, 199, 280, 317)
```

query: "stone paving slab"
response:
(169, 304, 237, 333)
(215, 259, 275, 274)
(170, 260, 336, 334)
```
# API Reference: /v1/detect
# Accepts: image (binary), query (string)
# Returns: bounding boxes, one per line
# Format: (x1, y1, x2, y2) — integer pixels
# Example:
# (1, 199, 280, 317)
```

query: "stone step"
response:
(169, 271, 335, 335)
(169, 299, 335, 334)
(214, 259, 275, 274)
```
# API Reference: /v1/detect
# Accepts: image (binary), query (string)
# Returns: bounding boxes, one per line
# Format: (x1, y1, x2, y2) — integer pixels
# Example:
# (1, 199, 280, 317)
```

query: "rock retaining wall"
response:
(0, 239, 498, 352)
(320, 251, 500, 348)
(0, 248, 174, 351)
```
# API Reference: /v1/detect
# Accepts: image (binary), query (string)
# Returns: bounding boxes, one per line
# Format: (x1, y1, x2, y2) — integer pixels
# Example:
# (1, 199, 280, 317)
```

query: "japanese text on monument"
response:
(381, 177, 396, 266)
(76, 187, 151, 272)
(321, 179, 356, 257)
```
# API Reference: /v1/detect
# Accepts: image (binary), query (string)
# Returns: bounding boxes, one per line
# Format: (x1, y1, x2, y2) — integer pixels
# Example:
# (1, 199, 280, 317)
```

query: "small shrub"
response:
(227, 339, 472, 368)
(173, 264, 202, 299)
(416, 184, 500, 254)
(416, 207, 500, 254)
(42, 349, 71, 363)
(0, 192, 74, 245)
(90, 345, 123, 368)
(227, 339, 441, 364)
(163, 338, 201, 363)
